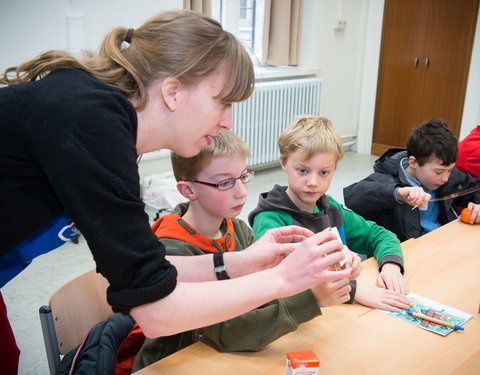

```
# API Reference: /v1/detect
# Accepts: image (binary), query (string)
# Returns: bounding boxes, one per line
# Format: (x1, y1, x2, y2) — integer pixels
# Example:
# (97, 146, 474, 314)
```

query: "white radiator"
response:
(233, 77, 322, 169)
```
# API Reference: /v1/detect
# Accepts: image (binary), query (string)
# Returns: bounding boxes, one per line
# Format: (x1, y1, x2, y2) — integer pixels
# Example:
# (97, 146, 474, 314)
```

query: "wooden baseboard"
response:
(371, 143, 394, 156)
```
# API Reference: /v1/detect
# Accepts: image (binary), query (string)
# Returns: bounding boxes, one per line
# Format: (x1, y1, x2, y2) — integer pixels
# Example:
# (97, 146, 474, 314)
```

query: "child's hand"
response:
(311, 278, 351, 307)
(396, 186, 431, 209)
(354, 284, 413, 312)
(377, 263, 408, 295)
(343, 247, 362, 280)
(460, 203, 480, 224)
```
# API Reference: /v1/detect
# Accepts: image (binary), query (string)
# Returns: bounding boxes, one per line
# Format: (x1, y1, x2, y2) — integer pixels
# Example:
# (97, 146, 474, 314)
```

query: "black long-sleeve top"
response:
(0, 69, 177, 313)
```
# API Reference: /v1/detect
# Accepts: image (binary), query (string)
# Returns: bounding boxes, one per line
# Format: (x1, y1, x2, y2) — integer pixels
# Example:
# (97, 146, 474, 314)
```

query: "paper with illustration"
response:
(381, 292, 473, 336)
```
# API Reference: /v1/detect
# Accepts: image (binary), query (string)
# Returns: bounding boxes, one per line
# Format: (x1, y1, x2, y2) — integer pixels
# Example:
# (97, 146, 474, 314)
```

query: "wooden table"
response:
(135, 220, 480, 375)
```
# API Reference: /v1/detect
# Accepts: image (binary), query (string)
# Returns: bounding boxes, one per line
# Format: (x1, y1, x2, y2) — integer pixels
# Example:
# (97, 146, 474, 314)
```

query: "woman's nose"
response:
(219, 106, 232, 130)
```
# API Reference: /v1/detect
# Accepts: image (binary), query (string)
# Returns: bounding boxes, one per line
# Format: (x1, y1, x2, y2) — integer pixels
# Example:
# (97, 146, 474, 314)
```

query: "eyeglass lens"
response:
(218, 170, 254, 190)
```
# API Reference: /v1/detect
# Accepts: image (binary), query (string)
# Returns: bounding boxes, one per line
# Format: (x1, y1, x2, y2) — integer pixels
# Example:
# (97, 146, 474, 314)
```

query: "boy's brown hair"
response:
(171, 129, 251, 181)
(406, 119, 458, 166)
(278, 115, 344, 163)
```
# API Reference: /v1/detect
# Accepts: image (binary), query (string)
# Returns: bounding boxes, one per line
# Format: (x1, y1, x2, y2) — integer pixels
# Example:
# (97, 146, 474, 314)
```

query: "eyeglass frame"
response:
(189, 169, 255, 191)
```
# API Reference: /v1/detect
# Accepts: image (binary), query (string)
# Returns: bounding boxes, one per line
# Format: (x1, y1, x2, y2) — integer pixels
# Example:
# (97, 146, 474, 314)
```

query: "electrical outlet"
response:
(334, 18, 347, 30)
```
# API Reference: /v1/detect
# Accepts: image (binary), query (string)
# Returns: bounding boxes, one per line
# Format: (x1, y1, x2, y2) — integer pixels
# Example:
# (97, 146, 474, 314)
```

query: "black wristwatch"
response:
(213, 252, 230, 280)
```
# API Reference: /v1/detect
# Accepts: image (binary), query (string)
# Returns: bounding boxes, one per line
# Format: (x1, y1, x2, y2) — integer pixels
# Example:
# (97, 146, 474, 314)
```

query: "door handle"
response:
(425, 57, 429, 68)
(414, 56, 419, 67)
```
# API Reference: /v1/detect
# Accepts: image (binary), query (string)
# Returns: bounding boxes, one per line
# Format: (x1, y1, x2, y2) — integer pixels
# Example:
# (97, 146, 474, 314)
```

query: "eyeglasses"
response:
(190, 169, 255, 191)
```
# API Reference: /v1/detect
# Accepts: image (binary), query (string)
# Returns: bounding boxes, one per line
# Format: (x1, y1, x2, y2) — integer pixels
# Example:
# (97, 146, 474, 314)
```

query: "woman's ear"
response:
(176, 181, 197, 200)
(160, 77, 180, 112)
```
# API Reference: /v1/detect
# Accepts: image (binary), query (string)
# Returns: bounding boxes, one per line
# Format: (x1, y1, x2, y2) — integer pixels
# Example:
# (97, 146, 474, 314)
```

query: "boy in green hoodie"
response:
(249, 116, 411, 308)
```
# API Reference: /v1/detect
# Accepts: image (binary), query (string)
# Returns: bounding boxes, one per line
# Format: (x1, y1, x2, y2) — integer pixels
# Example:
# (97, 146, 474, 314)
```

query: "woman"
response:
(0, 10, 351, 372)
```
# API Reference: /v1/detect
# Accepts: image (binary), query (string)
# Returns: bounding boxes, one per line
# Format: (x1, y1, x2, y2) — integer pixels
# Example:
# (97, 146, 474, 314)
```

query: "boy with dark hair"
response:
(133, 129, 358, 371)
(249, 116, 411, 309)
(344, 119, 480, 241)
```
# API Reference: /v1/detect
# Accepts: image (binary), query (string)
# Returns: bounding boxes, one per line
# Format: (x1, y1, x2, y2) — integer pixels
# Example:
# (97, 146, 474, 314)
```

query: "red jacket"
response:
(456, 126, 480, 178)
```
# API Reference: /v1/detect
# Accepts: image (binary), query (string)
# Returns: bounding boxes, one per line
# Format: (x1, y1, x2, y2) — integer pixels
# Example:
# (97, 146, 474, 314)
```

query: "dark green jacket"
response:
(133, 202, 321, 371)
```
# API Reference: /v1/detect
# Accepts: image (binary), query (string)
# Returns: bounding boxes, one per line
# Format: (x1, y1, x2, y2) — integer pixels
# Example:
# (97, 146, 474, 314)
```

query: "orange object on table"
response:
(286, 350, 319, 375)
(460, 207, 472, 223)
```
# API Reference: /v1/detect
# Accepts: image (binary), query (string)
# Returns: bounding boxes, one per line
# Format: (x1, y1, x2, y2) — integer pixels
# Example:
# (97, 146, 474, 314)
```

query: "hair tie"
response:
(125, 28, 134, 44)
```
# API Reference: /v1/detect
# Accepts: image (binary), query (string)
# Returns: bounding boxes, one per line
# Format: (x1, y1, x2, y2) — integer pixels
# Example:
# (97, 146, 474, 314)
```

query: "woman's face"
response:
(170, 71, 233, 157)
(135, 68, 233, 157)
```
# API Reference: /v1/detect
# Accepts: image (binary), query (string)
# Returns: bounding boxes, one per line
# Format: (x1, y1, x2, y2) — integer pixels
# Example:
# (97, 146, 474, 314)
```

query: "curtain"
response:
(183, 0, 212, 17)
(262, 0, 303, 66)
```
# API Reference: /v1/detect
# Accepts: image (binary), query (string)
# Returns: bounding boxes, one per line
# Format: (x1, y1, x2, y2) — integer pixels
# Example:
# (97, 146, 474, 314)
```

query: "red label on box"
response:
(287, 350, 320, 369)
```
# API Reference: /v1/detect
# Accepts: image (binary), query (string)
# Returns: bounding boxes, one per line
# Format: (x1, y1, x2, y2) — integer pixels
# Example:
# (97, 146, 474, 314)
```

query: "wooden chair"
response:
(39, 269, 113, 375)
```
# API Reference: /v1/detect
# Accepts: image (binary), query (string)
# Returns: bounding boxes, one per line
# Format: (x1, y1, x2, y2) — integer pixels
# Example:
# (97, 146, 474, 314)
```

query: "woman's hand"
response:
(227, 226, 352, 297)
(228, 225, 315, 277)
(273, 228, 353, 297)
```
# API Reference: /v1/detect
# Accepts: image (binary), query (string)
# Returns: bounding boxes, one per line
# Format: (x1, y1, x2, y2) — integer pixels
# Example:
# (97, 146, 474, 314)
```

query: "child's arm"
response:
(343, 173, 406, 216)
(396, 186, 431, 209)
(331, 198, 404, 268)
(377, 263, 409, 296)
(200, 290, 323, 352)
(354, 283, 412, 312)
(329, 197, 408, 295)
(251, 209, 292, 239)
(201, 260, 352, 352)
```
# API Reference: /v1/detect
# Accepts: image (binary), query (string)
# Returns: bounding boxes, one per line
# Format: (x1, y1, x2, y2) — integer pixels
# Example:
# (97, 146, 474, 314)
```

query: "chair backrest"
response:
(39, 269, 113, 374)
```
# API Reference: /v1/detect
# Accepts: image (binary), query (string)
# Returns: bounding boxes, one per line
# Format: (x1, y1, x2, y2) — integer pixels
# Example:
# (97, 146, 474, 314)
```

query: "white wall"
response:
(299, 0, 367, 139)
(1, 0, 479, 156)
(0, 0, 182, 70)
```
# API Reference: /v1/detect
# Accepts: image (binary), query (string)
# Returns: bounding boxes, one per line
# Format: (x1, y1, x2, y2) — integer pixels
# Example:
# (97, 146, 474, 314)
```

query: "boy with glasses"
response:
(133, 129, 359, 370)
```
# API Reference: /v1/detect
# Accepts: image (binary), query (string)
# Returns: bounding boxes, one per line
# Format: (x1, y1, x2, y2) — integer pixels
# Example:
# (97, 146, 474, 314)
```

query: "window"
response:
(211, 0, 301, 67)
(212, 0, 262, 61)
(238, 0, 256, 51)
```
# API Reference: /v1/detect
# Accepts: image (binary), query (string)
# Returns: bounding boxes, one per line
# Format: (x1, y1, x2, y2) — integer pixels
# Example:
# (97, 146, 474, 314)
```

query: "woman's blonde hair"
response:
(171, 129, 251, 181)
(278, 115, 344, 163)
(0, 10, 254, 110)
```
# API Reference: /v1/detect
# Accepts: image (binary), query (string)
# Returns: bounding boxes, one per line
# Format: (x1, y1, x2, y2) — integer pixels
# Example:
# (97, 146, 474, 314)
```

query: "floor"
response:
(2, 151, 377, 375)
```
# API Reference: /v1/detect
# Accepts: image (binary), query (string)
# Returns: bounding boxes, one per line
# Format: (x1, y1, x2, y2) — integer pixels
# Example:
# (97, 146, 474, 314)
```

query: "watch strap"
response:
(213, 252, 229, 280)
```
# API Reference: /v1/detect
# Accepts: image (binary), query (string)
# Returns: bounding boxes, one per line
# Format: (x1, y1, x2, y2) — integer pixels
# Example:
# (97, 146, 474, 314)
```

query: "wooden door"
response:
(372, 0, 479, 156)
(372, 0, 429, 155)
(419, 0, 479, 136)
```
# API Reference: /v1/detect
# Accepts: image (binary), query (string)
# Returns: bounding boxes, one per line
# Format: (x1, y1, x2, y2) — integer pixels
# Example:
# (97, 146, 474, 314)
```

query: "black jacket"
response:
(343, 148, 480, 241)
(57, 313, 138, 375)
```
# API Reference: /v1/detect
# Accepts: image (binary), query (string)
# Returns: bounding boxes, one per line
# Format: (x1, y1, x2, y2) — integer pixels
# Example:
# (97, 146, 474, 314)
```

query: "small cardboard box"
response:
(286, 350, 320, 375)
